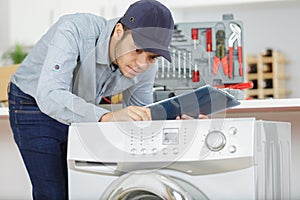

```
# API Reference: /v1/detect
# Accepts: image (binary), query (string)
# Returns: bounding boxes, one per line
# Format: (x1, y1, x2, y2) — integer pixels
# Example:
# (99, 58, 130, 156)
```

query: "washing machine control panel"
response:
(69, 118, 260, 175)
(68, 118, 291, 176)
(71, 119, 255, 162)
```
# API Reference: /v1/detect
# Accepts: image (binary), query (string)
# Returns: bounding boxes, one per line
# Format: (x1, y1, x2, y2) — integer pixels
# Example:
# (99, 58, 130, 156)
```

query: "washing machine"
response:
(67, 118, 291, 200)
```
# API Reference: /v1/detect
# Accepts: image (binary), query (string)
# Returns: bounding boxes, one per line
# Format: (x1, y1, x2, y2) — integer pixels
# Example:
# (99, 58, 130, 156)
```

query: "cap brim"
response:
(142, 48, 171, 62)
(131, 27, 173, 62)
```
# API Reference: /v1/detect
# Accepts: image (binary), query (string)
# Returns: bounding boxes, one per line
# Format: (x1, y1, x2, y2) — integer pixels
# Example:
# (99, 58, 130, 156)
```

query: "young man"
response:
(8, 0, 174, 199)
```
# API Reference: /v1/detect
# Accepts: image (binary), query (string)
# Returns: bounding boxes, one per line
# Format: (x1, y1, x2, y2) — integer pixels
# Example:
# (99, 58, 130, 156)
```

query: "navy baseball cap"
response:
(120, 0, 174, 62)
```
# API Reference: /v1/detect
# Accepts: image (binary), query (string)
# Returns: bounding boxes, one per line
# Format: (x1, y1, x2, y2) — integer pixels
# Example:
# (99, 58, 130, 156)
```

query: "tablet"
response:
(146, 85, 240, 120)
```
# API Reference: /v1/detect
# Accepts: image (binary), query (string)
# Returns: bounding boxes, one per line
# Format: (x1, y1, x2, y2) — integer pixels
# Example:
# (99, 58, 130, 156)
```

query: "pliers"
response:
(213, 29, 228, 76)
(228, 23, 243, 79)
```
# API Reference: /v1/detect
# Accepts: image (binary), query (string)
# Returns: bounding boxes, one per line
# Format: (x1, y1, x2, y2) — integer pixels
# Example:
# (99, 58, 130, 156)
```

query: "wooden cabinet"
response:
(245, 51, 290, 99)
(0, 64, 19, 106)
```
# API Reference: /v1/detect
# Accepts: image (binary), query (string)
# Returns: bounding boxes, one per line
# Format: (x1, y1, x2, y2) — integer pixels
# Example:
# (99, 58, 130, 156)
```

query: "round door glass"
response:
(100, 170, 209, 200)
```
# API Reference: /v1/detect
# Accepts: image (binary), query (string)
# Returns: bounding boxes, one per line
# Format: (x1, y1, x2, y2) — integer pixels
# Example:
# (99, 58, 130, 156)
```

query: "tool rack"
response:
(155, 14, 244, 91)
(245, 51, 291, 99)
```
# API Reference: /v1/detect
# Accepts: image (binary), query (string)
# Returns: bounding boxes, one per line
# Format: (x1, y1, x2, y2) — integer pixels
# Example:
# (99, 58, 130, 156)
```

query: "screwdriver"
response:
(191, 28, 199, 50)
(206, 28, 212, 76)
(191, 28, 199, 80)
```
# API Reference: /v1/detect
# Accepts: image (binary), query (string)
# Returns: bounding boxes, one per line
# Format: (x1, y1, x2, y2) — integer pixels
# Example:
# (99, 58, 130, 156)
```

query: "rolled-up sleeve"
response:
(36, 19, 109, 125)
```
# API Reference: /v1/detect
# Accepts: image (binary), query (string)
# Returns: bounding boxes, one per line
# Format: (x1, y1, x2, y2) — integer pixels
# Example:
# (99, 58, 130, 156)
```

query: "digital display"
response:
(163, 128, 179, 145)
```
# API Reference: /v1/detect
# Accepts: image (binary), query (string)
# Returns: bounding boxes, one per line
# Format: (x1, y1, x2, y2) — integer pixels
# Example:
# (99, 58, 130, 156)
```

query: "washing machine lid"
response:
(100, 170, 209, 200)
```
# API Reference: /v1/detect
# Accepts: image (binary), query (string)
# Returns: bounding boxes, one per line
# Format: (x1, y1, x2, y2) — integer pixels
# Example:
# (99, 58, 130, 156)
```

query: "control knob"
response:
(205, 130, 226, 151)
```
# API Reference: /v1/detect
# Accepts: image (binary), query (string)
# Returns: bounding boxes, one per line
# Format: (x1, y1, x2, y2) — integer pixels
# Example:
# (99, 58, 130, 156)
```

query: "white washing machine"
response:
(67, 118, 291, 200)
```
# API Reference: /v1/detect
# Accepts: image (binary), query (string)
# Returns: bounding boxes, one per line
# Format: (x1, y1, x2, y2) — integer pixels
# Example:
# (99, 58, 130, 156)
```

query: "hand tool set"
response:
(155, 14, 247, 94)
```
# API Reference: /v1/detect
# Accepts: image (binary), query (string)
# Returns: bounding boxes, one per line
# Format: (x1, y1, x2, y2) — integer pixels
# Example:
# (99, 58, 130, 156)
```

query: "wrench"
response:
(228, 23, 243, 79)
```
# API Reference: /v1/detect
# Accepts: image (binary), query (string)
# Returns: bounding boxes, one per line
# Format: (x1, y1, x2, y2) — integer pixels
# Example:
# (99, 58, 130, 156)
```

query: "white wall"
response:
(0, 0, 10, 56)
(0, 0, 133, 58)
(9, 0, 60, 47)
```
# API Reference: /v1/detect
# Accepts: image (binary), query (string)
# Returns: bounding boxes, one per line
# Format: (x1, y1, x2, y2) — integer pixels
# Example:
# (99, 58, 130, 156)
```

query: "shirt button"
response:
(54, 65, 60, 70)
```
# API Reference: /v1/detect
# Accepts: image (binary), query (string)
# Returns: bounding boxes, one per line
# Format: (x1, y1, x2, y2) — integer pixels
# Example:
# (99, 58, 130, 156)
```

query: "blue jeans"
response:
(8, 83, 69, 200)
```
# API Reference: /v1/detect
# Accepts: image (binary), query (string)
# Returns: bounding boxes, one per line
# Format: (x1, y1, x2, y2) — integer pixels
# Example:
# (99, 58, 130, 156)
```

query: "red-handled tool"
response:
(206, 28, 212, 75)
(213, 29, 228, 75)
(191, 28, 199, 49)
(238, 46, 243, 76)
(228, 23, 243, 79)
(215, 81, 253, 90)
(228, 33, 237, 79)
(191, 28, 200, 77)
(206, 28, 212, 52)
(192, 70, 200, 82)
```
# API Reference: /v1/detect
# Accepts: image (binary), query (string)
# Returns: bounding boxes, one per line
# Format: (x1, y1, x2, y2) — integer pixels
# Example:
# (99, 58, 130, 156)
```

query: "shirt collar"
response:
(95, 17, 120, 65)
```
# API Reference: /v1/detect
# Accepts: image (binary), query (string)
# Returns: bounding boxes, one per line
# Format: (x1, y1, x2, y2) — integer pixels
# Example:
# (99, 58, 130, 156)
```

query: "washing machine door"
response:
(100, 170, 208, 200)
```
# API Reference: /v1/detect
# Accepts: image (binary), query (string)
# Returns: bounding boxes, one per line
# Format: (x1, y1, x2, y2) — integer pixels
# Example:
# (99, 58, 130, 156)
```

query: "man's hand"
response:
(176, 114, 208, 120)
(100, 106, 151, 122)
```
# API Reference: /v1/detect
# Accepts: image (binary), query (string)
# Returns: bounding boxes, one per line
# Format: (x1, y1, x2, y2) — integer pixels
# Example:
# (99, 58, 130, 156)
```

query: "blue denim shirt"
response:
(11, 13, 156, 125)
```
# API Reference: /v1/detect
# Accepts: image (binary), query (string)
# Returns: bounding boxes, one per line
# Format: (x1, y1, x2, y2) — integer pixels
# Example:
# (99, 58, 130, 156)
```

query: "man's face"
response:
(114, 32, 160, 79)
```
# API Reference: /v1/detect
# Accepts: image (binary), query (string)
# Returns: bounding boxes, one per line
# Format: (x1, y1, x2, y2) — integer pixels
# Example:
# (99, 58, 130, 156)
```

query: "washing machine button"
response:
(130, 148, 137, 155)
(228, 145, 237, 153)
(205, 130, 226, 152)
(229, 127, 238, 135)
(141, 148, 147, 155)
(173, 147, 179, 155)
(151, 148, 158, 155)
(162, 148, 168, 155)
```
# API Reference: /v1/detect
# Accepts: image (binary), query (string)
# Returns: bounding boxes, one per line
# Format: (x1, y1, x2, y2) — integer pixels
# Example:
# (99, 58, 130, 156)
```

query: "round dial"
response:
(205, 130, 226, 151)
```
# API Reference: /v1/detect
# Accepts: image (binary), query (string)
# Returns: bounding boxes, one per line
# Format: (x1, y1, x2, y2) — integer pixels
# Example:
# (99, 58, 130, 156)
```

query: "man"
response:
(8, 0, 174, 199)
